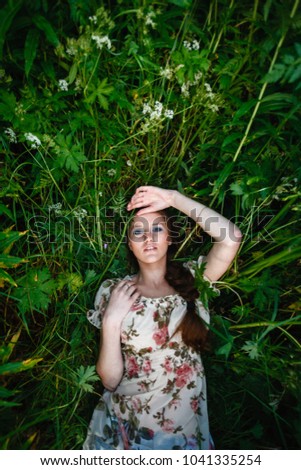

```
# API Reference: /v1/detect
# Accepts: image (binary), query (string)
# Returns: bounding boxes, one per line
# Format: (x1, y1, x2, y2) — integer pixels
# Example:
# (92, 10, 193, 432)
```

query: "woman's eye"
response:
(132, 229, 143, 236)
(152, 226, 163, 233)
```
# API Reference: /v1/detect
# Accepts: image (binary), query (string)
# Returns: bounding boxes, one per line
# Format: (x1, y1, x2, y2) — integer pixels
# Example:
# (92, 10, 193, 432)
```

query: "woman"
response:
(84, 186, 242, 450)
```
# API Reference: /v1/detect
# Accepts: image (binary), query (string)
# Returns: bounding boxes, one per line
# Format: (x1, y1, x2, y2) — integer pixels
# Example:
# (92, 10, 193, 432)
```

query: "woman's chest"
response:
(120, 297, 186, 349)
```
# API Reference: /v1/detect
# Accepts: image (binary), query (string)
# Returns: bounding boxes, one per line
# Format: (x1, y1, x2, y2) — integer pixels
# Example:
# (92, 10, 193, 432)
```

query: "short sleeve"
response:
(86, 278, 117, 329)
(183, 255, 220, 325)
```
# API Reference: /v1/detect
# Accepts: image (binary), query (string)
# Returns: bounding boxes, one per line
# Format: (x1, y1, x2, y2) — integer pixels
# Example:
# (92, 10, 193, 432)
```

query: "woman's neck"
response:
(134, 263, 176, 296)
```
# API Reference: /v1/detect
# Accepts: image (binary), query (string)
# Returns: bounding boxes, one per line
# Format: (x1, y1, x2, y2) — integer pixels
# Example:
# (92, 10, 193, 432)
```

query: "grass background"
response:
(0, 0, 300, 449)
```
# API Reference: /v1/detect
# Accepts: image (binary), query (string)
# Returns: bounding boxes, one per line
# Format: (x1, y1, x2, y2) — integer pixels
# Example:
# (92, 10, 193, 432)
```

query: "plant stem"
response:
(233, 0, 300, 162)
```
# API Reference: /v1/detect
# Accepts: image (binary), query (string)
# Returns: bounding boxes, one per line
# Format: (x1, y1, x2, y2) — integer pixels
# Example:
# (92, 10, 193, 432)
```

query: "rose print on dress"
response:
(175, 363, 193, 388)
(153, 324, 169, 346)
(126, 356, 140, 378)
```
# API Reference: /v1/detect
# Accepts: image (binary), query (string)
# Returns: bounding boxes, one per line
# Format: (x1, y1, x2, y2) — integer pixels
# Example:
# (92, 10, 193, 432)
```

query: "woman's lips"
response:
(143, 245, 157, 252)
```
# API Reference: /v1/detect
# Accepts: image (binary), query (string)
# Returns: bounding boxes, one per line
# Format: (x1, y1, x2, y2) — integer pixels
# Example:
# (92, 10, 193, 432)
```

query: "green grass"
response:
(0, 0, 300, 449)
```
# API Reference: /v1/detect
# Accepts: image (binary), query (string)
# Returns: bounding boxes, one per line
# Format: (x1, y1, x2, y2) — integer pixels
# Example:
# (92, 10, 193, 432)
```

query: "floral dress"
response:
(83, 257, 213, 450)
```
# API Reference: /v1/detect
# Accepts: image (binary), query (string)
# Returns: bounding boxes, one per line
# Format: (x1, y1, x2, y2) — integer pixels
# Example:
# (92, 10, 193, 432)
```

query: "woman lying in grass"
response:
(84, 186, 242, 450)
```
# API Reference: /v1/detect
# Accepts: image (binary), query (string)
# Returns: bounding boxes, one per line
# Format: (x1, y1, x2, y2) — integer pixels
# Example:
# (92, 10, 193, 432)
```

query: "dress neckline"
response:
(139, 293, 180, 301)
(126, 274, 179, 301)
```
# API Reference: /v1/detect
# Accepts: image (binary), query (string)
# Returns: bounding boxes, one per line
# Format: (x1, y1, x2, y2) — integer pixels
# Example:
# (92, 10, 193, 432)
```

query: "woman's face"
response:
(128, 212, 171, 266)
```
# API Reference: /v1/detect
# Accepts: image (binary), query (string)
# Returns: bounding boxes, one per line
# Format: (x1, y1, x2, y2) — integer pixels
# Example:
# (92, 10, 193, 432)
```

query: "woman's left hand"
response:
(127, 186, 175, 215)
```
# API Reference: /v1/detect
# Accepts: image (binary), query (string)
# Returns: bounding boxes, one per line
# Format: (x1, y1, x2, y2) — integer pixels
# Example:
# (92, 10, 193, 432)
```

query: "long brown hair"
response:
(127, 210, 210, 353)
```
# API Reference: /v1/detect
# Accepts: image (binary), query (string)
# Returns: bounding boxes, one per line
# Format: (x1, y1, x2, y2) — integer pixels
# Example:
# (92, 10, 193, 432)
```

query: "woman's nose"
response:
(144, 231, 153, 241)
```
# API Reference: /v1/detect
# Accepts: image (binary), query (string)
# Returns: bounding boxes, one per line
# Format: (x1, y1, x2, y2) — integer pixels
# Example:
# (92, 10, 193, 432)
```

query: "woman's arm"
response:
(127, 186, 242, 282)
(96, 280, 139, 390)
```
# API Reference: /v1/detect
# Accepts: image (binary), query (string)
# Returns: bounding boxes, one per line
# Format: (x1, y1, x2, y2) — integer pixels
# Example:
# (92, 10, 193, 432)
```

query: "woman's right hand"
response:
(103, 279, 140, 326)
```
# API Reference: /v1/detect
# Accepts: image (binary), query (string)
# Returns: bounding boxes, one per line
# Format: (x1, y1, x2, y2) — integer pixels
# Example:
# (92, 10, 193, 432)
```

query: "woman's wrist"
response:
(102, 313, 122, 331)
(168, 189, 179, 208)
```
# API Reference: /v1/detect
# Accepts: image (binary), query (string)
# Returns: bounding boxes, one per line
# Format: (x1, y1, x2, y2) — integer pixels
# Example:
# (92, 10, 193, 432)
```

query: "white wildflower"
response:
(58, 79, 68, 91)
(73, 207, 88, 223)
(150, 111, 158, 120)
(141, 100, 172, 125)
(142, 103, 152, 115)
(174, 64, 185, 72)
(206, 91, 215, 100)
(160, 67, 173, 80)
(140, 121, 151, 134)
(48, 203, 62, 215)
(99, 191, 103, 197)
(145, 11, 156, 28)
(192, 39, 200, 50)
(107, 168, 116, 177)
(126, 160, 132, 167)
(24, 132, 41, 149)
(183, 40, 192, 51)
(208, 104, 219, 113)
(193, 71, 203, 84)
(154, 101, 163, 115)
(75, 78, 82, 91)
(204, 82, 212, 92)
(184, 39, 201, 51)
(15, 103, 25, 116)
(89, 15, 97, 24)
(181, 83, 190, 98)
(4, 128, 17, 143)
(164, 109, 174, 119)
(92, 34, 112, 50)
(66, 46, 76, 56)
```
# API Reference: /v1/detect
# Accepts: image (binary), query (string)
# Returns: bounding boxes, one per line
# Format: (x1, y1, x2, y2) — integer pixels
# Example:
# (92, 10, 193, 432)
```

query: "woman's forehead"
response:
(131, 212, 167, 227)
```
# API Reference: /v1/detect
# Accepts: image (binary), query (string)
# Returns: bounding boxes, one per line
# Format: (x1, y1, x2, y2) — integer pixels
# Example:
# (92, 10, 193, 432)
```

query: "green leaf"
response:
(0, 90, 17, 121)
(71, 365, 99, 393)
(222, 133, 242, 149)
(0, 386, 17, 398)
(166, 0, 192, 7)
(0, 0, 23, 60)
(294, 43, 301, 57)
(0, 268, 18, 287)
(68, 63, 78, 84)
(241, 340, 261, 360)
(288, 63, 301, 83)
(57, 272, 83, 293)
(85, 78, 114, 109)
(215, 338, 234, 358)
(232, 99, 257, 123)
(230, 182, 244, 196)
(32, 14, 60, 47)
(0, 254, 26, 269)
(54, 134, 87, 173)
(263, 63, 285, 83)
(263, 0, 273, 22)
(25, 29, 40, 77)
(194, 262, 220, 310)
(0, 329, 21, 363)
(0, 203, 13, 219)
(13, 268, 57, 314)
(0, 230, 26, 251)
(250, 422, 264, 439)
(85, 270, 98, 284)
(0, 399, 21, 408)
(0, 358, 42, 375)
